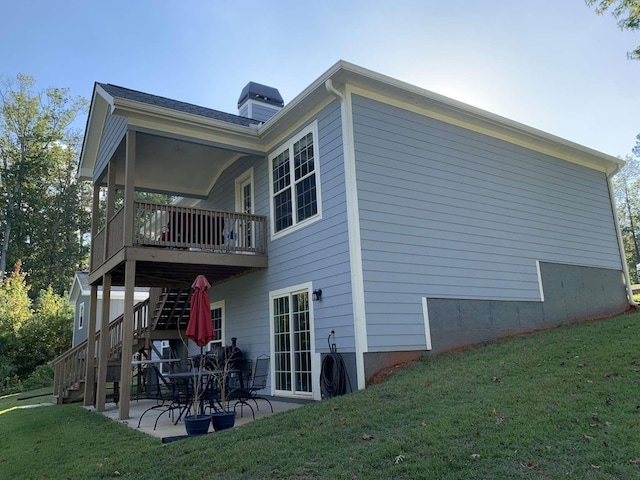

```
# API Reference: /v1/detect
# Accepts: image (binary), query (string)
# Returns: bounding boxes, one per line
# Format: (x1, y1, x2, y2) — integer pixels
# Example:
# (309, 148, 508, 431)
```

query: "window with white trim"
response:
(269, 123, 321, 236)
(207, 301, 225, 351)
(78, 302, 85, 329)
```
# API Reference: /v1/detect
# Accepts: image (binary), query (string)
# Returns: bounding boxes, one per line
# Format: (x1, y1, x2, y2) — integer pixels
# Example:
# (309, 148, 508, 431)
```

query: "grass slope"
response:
(1, 313, 640, 479)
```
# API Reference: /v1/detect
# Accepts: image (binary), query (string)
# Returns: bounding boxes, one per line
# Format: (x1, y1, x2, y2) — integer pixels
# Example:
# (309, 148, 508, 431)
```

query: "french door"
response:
(235, 170, 254, 249)
(272, 289, 313, 396)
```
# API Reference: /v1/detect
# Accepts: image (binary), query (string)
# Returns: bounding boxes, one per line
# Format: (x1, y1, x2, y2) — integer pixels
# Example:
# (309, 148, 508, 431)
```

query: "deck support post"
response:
(85, 183, 101, 406)
(118, 131, 136, 420)
(103, 160, 116, 262)
(118, 260, 136, 419)
(83, 284, 99, 406)
(95, 273, 112, 412)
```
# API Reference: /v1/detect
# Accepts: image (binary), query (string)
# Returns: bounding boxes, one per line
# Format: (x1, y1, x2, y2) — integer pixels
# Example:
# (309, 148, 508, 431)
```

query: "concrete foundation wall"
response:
(426, 262, 628, 355)
(363, 262, 628, 382)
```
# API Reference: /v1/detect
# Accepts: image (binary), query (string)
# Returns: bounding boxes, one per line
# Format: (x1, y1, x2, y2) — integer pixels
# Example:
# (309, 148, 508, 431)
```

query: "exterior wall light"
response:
(312, 289, 322, 301)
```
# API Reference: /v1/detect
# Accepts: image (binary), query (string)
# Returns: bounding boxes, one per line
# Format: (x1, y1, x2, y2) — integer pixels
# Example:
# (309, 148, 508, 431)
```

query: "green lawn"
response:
(2, 312, 640, 479)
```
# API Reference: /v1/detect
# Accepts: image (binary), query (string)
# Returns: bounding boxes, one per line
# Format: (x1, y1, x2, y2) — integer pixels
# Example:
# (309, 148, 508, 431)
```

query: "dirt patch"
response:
(367, 359, 419, 386)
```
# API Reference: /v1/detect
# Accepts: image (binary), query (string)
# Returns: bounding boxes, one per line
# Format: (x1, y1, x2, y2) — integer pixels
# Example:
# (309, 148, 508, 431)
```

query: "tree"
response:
(0, 261, 32, 334)
(586, 0, 640, 59)
(15, 286, 72, 378)
(0, 74, 89, 296)
(612, 155, 640, 281)
(0, 261, 32, 384)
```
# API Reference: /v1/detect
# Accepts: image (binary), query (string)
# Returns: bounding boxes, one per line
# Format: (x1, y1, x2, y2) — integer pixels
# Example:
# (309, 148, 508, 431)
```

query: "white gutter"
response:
(325, 79, 368, 390)
(607, 165, 638, 307)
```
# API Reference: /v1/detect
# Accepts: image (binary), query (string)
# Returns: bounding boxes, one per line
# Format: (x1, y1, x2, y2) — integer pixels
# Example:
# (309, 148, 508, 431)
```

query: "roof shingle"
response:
(97, 83, 256, 127)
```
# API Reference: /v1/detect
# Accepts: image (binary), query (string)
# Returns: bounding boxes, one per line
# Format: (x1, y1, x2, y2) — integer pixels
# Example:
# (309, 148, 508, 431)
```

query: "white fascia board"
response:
(337, 62, 623, 174)
(77, 86, 112, 181)
(111, 98, 265, 154)
(259, 60, 622, 175)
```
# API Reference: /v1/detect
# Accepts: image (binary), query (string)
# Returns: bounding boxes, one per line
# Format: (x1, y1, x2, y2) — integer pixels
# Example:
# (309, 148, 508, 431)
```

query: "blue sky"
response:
(2, 0, 639, 157)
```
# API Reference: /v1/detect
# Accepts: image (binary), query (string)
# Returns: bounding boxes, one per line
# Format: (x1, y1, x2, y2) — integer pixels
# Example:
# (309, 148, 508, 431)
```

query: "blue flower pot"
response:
(184, 414, 212, 436)
(211, 411, 236, 431)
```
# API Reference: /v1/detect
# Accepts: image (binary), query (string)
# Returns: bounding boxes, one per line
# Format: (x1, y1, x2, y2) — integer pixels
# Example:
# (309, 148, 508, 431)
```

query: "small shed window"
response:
(78, 302, 85, 330)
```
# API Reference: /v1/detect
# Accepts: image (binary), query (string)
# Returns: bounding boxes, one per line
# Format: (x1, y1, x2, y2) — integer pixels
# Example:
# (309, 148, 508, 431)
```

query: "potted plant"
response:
(209, 343, 240, 431)
(183, 353, 213, 436)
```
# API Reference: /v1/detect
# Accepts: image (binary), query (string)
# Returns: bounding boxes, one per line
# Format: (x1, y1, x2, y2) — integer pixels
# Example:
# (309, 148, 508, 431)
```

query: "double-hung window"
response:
(270, 122, 321, 236)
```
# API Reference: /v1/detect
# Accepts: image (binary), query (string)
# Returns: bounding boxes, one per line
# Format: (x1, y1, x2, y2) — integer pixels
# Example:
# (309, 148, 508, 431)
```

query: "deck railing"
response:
(91, 202, 267, 270)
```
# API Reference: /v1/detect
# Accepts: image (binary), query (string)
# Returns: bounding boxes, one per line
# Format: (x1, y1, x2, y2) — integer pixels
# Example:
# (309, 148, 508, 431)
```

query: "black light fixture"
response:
(312, 289, 322, 301)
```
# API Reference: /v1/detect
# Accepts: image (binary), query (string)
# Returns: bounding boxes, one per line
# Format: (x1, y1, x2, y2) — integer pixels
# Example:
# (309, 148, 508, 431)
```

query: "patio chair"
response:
(156, 376, 194, 429)
(137, 375, 194, 430)
(136, 367, 174, 428)
(231, 355, 273, 420)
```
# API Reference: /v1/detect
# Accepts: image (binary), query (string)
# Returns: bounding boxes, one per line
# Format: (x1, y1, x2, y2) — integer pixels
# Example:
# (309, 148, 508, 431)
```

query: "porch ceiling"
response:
(106, 132, 254, 198)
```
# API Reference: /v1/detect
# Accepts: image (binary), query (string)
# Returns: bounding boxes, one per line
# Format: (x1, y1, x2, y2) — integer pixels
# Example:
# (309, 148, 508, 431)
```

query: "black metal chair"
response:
(231, 355, 273, 419)
(137, 373, 194, 430)
(152, 376, 194, 429)
(136, 366, 173, 428)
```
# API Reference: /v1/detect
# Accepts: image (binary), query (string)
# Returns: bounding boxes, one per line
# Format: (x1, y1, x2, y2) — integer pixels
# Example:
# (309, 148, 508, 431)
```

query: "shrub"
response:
(23, 363, 54, 390)
(2, 374, 23, 395)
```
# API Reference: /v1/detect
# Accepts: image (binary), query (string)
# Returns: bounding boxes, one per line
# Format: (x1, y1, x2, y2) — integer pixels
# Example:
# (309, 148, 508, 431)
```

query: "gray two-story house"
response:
(54, 61, 631, 420)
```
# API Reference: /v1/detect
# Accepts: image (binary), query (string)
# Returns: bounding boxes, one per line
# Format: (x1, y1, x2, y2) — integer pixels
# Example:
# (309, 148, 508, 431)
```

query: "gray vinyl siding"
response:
(239, 104, 249, 118)
(351, 94, 621, 352)
(251, 103, 280, 122)
(94, 114, 127, 181)
(196, 100, 353, 370)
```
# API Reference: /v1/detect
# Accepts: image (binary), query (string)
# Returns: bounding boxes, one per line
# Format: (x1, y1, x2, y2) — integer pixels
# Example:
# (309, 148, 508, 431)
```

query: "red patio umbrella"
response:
(186, 275, 214, 347)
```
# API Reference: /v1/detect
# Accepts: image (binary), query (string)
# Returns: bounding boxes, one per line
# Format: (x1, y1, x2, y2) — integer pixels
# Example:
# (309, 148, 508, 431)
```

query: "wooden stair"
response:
(52, 288, 192, 404)
(152, 287, 192, 331)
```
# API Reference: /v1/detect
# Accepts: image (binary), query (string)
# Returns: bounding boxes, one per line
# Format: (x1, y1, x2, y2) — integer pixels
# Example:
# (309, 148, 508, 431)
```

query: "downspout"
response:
(325, 79, 368, 390)
(607, 164, 638, 307)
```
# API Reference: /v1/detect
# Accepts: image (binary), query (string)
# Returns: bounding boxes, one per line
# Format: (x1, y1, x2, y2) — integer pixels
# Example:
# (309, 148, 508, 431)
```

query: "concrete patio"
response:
(88, 396, 311, 441)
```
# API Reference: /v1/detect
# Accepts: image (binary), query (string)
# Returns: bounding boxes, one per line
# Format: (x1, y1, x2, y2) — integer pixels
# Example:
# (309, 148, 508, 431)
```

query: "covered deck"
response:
(90, 201, 268, 287)
(79, 92, 270, 420)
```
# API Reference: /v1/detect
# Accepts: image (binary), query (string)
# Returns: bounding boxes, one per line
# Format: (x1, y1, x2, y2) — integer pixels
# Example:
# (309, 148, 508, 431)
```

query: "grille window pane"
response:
(294, 133, 314, 181)
(272, 150, 290, 194)
(296, 175, 317, 222)
(271, 127, 319, 235)
(274, 189, 292, 232)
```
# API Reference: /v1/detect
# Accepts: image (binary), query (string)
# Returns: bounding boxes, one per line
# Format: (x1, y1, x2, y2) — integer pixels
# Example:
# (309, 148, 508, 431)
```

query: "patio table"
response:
(131, 358, 180, 399)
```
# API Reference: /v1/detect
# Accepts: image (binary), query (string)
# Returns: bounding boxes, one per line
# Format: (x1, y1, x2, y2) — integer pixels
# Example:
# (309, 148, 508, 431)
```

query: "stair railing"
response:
(52, 298, 150, 403)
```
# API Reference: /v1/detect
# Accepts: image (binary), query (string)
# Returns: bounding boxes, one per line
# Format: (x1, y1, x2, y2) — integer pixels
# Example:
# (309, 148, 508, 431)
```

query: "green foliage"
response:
(14, 286, 72, 378)
(586, 0, 640, 59)
(0, 261, 32, 334)
(0, 74, 90, 297)
(0, 262, 71, 391)
(22, 364, 54, 391)
(1, 374, 22, 395)
(612, 154, 640, 280)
